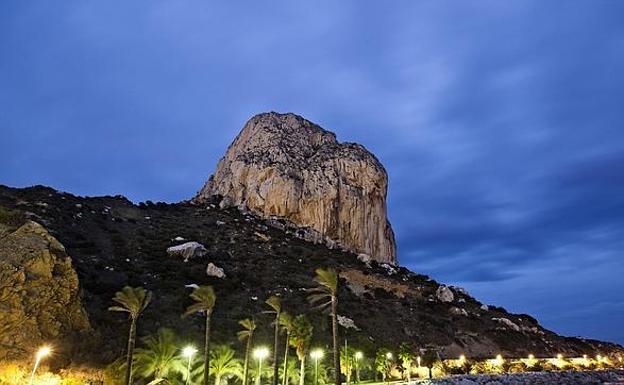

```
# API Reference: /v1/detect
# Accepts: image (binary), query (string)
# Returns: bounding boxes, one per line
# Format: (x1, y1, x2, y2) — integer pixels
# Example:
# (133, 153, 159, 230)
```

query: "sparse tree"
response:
(265, 296, 282, 385)
(307, 268, 341, 385)
(183, 285, 217, 385)
(289, 315, 313, 385)
(238, 318, 257, 385)
(420, 349, 439, 379)
(374, 349, 394, 385)
(109, 286, 152, 385)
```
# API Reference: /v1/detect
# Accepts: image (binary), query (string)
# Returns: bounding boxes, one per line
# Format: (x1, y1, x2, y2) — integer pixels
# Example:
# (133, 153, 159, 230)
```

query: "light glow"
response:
(355, 351, 363, 360)
(310, 349, 324, 360)
(253, 347, 270, 360)
(182, 346, 197, 358)
(385, 352, 393, 360)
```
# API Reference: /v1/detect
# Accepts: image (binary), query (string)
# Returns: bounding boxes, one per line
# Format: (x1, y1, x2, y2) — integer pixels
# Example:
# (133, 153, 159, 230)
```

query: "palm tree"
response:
(109, 286, 152, 385)
(209, 345, 243, 385)
(340, 346, 354, 385)
(398, 343, 414, 383)
(183, 286, 217, 385)
(265, 296, 282, 385)
(307, 268, 340, 385)
(289, 314, 313, 385)
(237, 318, 257, 385)
(278, 312, 294, 385)
(279, 357, 300, 385)
(133, 328, 186, 382)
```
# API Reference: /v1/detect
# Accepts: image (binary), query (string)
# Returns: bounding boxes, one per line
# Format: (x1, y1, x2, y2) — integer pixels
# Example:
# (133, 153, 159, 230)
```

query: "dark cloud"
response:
(1, 1, 623, 343)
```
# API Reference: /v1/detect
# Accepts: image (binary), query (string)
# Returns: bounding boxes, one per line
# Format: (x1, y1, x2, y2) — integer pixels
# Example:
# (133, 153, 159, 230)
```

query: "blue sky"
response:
(2, 1, 623, 344)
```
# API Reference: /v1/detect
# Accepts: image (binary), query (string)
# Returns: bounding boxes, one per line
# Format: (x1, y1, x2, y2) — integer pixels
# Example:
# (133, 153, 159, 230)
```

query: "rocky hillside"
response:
(194, 112, 396, 264)
(0, 184, 620, 368)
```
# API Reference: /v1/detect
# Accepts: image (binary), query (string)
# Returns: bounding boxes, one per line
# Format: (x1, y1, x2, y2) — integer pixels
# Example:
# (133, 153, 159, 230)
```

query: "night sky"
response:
(2, 1, 623, 345)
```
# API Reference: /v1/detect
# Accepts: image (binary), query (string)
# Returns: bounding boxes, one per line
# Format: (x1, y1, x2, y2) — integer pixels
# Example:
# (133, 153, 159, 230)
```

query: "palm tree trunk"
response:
(282, 332, 290, 385)
(124, 317, 137, 385)
(272, 311, 280, 385)
(298, 355, 305, 385)
(243, 336, 253, 385)
(204, 310, 212, 385)
(331, 296, 340, 385)
(215, 374, 221, 385)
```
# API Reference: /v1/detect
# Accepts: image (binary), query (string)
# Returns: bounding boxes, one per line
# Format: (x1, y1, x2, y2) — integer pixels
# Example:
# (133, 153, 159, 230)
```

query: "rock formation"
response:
(0, 219, 90, 360)
(194, 112, 397, 263)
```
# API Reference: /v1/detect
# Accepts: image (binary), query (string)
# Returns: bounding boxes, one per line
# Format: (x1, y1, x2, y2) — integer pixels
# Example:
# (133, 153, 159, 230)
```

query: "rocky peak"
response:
(194, 112, 397, 263)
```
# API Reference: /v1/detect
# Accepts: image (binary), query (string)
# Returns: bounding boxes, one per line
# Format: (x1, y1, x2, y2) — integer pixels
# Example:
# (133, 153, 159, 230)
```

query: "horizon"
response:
(2, 0, 623, 347)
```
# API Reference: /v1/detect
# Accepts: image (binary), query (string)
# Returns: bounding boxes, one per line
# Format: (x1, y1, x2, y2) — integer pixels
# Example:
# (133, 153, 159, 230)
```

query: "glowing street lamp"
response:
(253, 347, 270, 385)
(29, 346, 51, 385)
(459, 355, 466, 364)
(557, 354, 563, 361)
(182, 346, 197, 385)
(310, 349, 324, 385)
(354, 352, 363, 383)
(417, 356, 421, 368)
(528, 354, 535, 360)
(495, 354, 504, 366)
(385, 352, 393, 360)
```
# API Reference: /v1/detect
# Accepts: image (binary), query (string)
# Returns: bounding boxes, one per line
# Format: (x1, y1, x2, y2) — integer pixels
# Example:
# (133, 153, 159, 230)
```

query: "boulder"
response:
(167, 241, 207, 262)
(206, 263, 226, 278)
(193, 112, 397, 264)
(492, 317, 521, 332)
(436, 285, 455, 302)
(0, 220, 90, 360)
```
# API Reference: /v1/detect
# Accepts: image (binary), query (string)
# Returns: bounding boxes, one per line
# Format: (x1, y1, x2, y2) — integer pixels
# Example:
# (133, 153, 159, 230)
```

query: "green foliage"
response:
(183, 286, 217, 317)
(374, 349, 395, 383)
(133, 328, 186, 382)
(109, 286, 152, 320)
(307, 268, 338, 312)
(289, 315, 313, 361)
(279, 358, 301, 385)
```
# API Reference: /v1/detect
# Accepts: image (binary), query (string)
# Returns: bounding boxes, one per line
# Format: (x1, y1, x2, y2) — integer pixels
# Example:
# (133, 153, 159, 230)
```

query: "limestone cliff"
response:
(194, 112, 397, 263)
(0, 216, 90, 360)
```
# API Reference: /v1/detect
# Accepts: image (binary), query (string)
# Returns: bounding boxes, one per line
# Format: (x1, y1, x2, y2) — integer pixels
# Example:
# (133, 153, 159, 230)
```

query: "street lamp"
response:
(354, 352, 363, 383)
(310, 349, 324, 385)
(416, 356, 421, 368)
(29, 346, 51, 385)
(182, 346, 197, 385)
(253, 347, 270, 385)
(385, 352, 393, 360)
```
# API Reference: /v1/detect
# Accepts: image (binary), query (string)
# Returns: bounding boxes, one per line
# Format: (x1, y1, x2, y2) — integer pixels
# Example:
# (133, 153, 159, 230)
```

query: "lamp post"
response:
(310, 349, 324, 385)
(29, 346, 51, 385)
(183, 346, 198, 385)
(354, 352, 363, 384)
(253, 347, 270, 385)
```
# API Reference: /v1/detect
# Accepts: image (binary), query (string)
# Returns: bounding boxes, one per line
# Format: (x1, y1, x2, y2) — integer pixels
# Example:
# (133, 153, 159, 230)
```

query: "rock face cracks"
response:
(194, 112, 397, 263)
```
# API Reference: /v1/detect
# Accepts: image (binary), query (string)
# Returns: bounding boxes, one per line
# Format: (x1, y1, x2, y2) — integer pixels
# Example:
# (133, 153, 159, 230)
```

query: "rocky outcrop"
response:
(167, 241, 207, 262)
(0, 220, 90, 360)
(194, 112, 397, 263)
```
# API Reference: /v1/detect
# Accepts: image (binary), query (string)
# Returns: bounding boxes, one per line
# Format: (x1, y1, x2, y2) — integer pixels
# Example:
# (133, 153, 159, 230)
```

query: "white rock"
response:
(173, 236, 186, 242)
(450, 307, 469, 316)
(492, 317, 521, 332)
(185, 284, 200, 289)
(216, 220, 226, 226)
(357, 253, 372, 264)
(436, 285, 454, 302)
(337, 315, 360, 330)
(167, 241, 208, 262)
(206, 263, 226, 278)
(480, 304, 489, 311)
